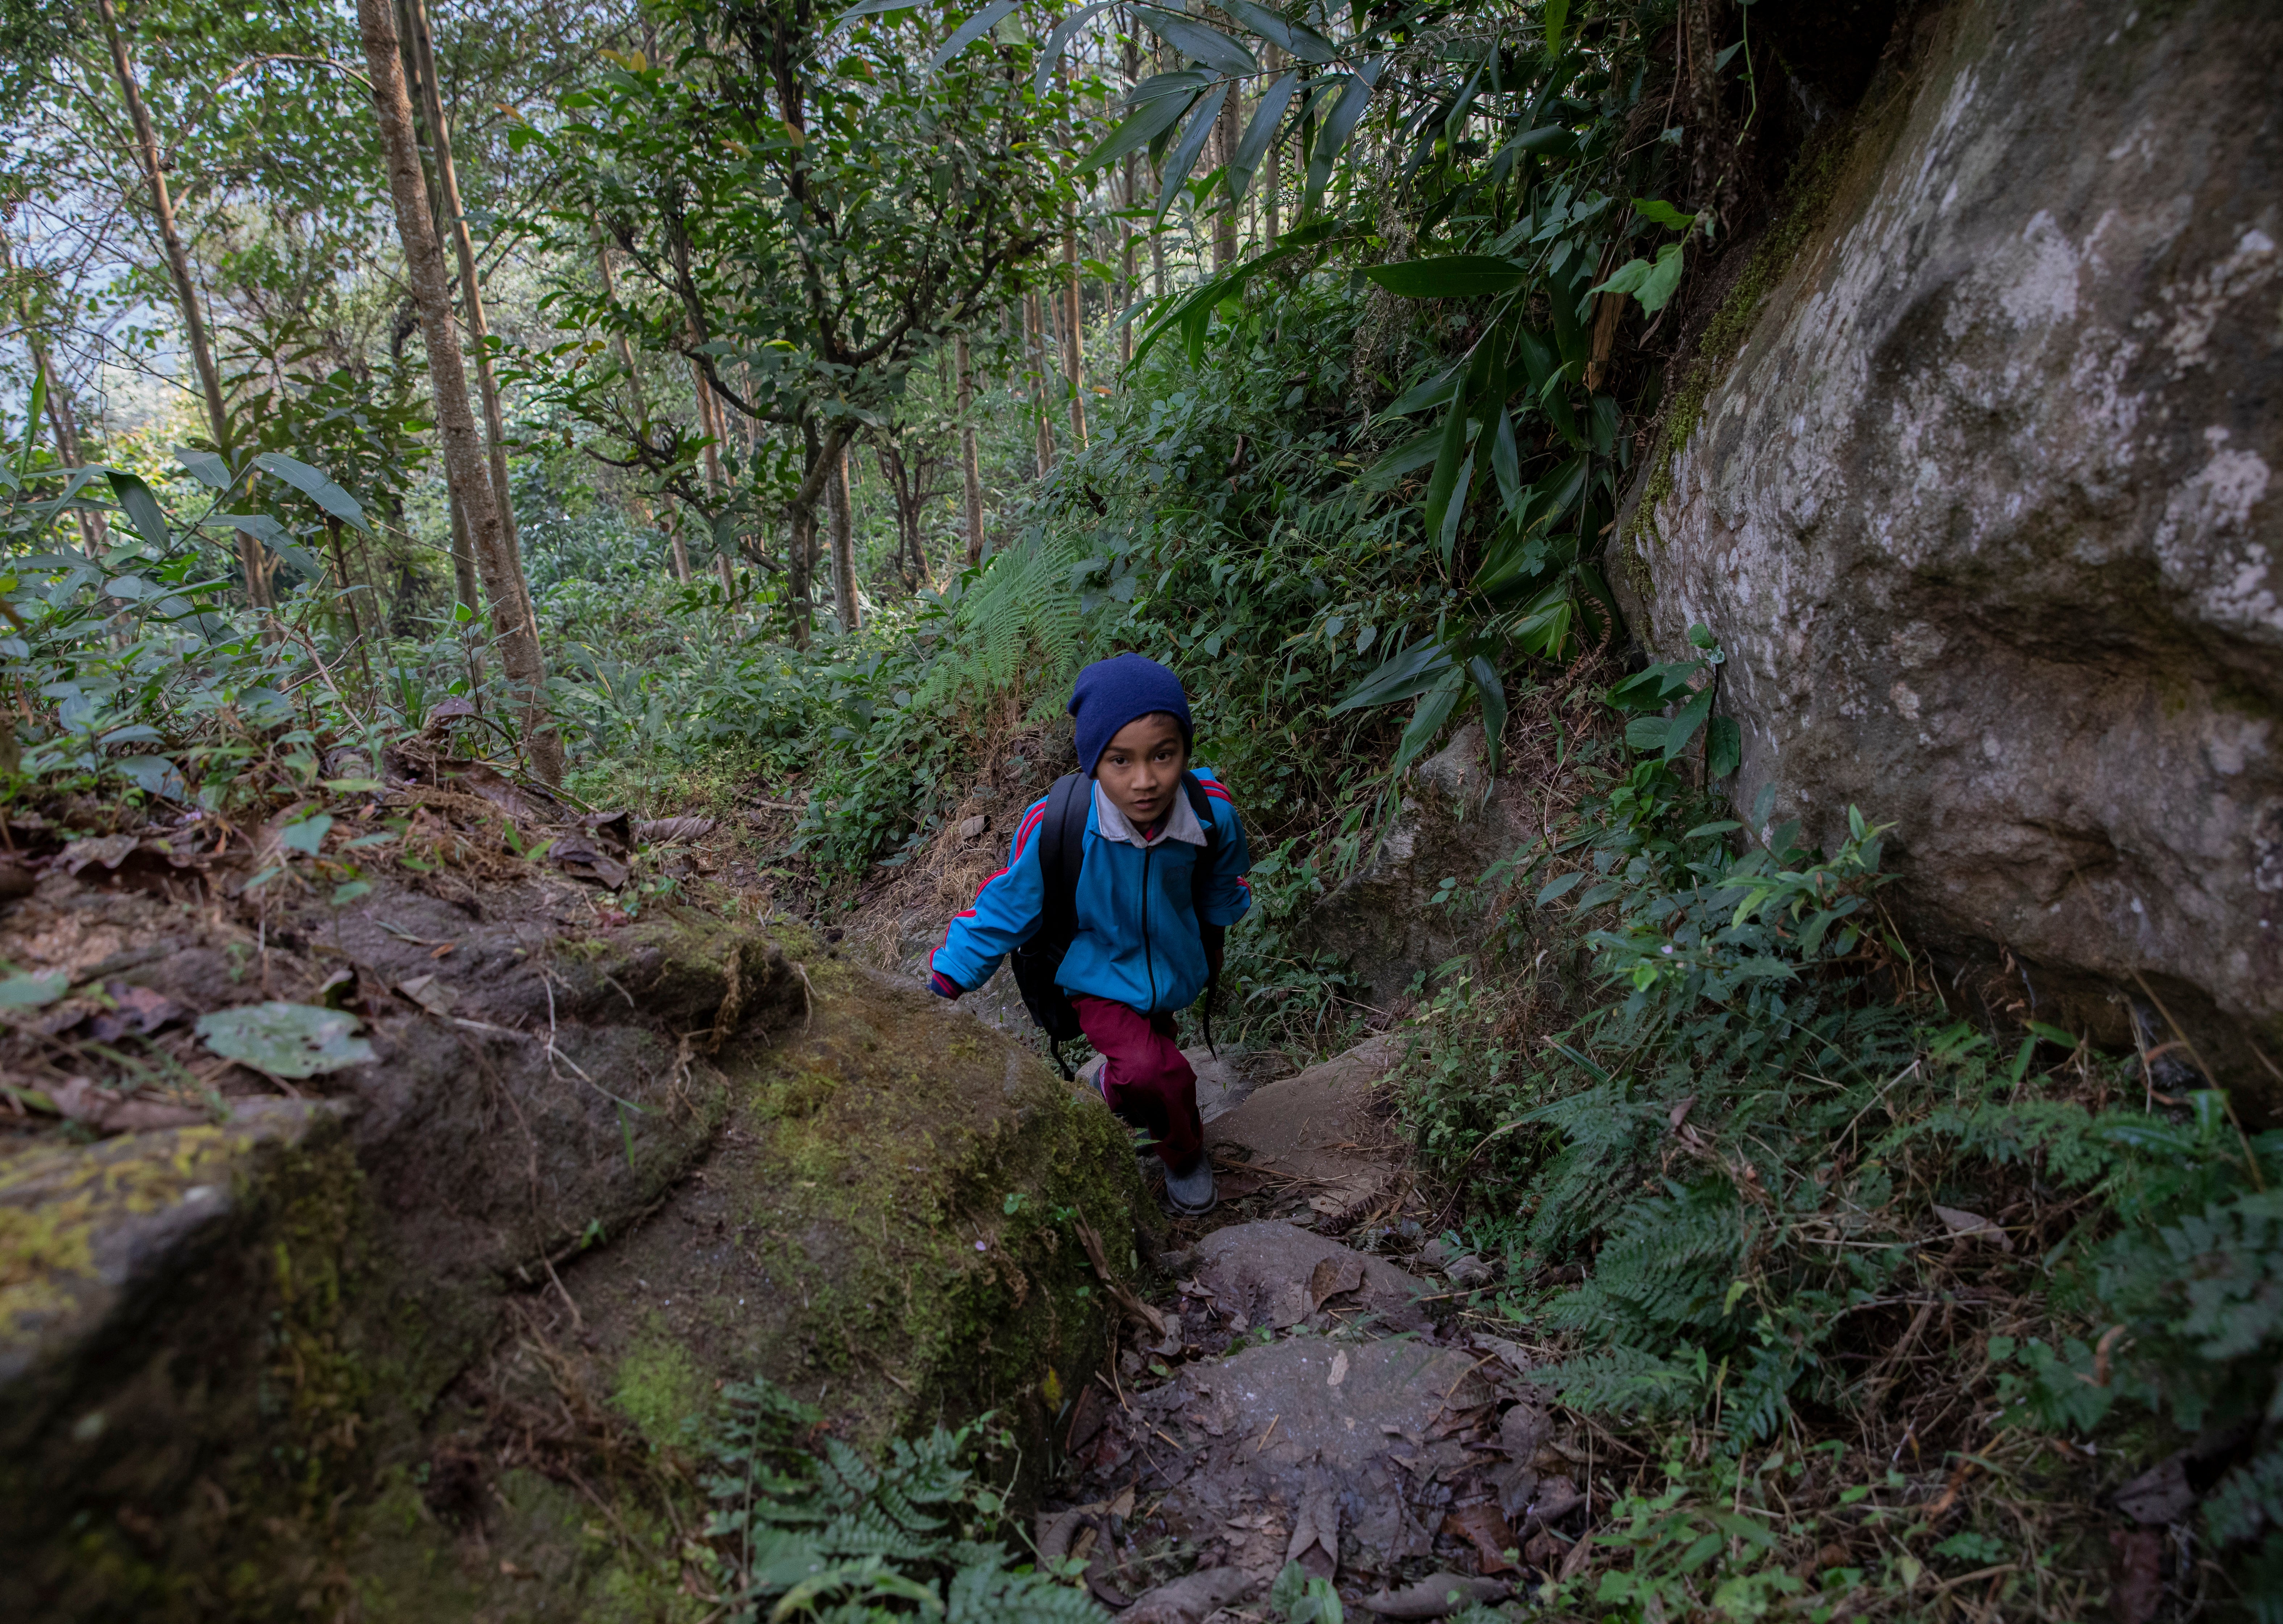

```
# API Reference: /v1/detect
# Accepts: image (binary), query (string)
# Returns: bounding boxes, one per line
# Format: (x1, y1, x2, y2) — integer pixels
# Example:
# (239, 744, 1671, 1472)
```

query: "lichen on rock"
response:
(1615, 0, 2283, 1104)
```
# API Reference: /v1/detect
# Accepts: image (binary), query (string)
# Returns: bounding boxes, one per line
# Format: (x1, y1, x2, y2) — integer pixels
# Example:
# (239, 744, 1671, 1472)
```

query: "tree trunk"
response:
(1061, 227, 1087, 450)
(956, 332, 985, 567)
(1263, 45, 1282, 248)
(827, 448, 859, 635)
(356, 0, 560, 782)
(1214, 82, 1240, 272)
(663, 497, 691, 583)
(97, 0, 269, 615)
(1027, 293, 1055, 476)
(783, 417, 848, 648)
(402, 0, 536, 646)
(1119, 157, 1138, 369)
(446, 490, 481, 617)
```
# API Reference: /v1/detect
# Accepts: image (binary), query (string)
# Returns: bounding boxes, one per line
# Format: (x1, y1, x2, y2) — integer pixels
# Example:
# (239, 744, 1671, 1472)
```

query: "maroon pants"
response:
(1073, 995, 1203, 1172)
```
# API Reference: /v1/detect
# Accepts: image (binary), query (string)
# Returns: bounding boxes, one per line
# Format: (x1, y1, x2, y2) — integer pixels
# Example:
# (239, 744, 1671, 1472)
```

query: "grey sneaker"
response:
(1074, 1055, 1108, 1103)
(1163, 1155, 1217, 1217)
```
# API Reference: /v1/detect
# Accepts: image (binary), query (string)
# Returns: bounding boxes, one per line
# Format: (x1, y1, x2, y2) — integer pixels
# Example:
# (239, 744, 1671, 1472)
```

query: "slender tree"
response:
(401, 0, 538, 640)
(956, 332, 985, 567)
(827, 448, 858, 634)
(355, 0, 561, 782)
(95, 0, 270, 616)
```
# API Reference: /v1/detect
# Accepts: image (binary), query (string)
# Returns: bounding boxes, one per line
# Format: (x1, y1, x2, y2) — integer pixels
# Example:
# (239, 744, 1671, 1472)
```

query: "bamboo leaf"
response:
(1468, 654, 1507, 776)
(1363, 254, 1528, 298)
(1226, 68, 1300, 202)
(1155, 82, 1229, 219)
(1131, 5, 1258, 75)
(104, 470, 170, 553)
(1420, 396, 1472, 557)
(252, 452, 369, 531)
(1032, 2, 1119, 95)
(1217, 0, 1340, 65)
(1491, 409, 1521, 512)
(1385, 365, 1459, 417)
(1393, 666, 1466, 775)
(18, 364, 46, 484)
(1331, 637, 1452, 713)
(172, 446, 235, 490)
(1302, 59, 1381, 216)
(926, 0, 1019, 71)
(1079, 73, 1206, 171)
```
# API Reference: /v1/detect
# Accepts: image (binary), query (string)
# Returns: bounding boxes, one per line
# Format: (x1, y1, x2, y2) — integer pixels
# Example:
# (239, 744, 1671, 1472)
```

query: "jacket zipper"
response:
(1140, 840, 1156, 1012)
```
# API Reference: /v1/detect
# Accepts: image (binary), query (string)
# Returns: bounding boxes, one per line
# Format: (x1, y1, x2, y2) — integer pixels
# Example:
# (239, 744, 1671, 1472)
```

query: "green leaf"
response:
(833, 0, 920, 20)
(1468, 655, 1508, 776)
(1499, 125, 1577, 161)
(1393, 666, 1465, 775)
(1605, 660, 1702, 711)
(1226, 68, 1299, 203)
(1592, 241, 1686, 313)
(1490, 409, 1521, 513)
(1544, 0, 1570, 58)
(1359, 428, 1442, 490)
(1664, 685, 1715, 760)
(1633, 198, 1698, 231)
(1156, 83, 1229, 219)
(0, 970, 70, 1008)
(280, 813, 333, 855)
(1385, 366, 1459, 417)
(1363, 255, 1529, 299)
(252, 452, 368, 531)
(1434, 453, 1473, 560)
(1331, 638, 1452, 713)
(1537, 870, 1585, 907)
(105, 470, 171, 552)
(1705, 716, 1742, 779)
(1303, 62, 1381, 216)
(1218, 0, 1339, 64)
(926, 0, 1018, 71)
(173, 446, 235, 490)
(1031, 2, 1118, 94)
(196, 1001, 376, 1079)
(18, 364, 45, 484)
(1132, 5, 1258, 75)
(1421, 397, 1472, 559)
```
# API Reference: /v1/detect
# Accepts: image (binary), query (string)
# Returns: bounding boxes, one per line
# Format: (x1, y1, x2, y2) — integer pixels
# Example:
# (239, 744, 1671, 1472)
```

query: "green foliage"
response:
(1401, 672, 2283, 1611)
(697, 1375, 1104, 1623)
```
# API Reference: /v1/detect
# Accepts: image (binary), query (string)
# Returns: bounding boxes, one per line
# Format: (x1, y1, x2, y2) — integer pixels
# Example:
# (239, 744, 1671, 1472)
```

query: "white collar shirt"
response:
(1091, 779, 1208, 849)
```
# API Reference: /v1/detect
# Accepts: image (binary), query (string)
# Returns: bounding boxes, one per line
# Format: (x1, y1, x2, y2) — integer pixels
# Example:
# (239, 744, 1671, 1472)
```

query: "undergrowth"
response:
(694, 1375, 1104, 1623)
(1395, 647, 2283, 1619)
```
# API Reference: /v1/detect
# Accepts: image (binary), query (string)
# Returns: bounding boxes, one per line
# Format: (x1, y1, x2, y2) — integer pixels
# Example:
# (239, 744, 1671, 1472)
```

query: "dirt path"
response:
(1047, 1039, 1599, 1620)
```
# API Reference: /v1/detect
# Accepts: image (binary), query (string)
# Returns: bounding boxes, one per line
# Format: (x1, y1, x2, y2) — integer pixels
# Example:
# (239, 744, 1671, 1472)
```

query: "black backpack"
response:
(1010, 770, 1221, 1078)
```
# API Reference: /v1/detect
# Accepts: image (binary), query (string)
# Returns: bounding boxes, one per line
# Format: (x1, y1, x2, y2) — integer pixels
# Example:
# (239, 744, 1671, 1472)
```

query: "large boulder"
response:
(1616, 0, 2283, 1102)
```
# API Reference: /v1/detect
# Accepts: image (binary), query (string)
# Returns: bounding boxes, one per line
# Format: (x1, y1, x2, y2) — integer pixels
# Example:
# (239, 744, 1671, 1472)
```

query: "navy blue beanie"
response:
(1068, 653, 1192, 776)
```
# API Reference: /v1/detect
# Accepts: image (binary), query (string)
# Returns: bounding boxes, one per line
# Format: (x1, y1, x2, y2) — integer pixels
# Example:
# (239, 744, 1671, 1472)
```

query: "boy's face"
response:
(1094, 714, 1188, 829)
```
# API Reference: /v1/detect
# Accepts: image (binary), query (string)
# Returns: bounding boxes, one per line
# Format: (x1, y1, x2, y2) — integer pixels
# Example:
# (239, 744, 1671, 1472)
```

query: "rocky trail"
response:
(1039, 1038, 1596, 1622)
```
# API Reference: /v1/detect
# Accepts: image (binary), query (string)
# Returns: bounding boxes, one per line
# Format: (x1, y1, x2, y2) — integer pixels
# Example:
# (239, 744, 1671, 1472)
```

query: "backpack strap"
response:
(1183, 772, 1222, 1057)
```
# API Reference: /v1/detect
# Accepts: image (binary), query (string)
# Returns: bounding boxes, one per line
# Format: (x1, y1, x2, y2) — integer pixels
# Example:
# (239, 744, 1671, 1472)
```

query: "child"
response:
(928, 653, 1251, 1215)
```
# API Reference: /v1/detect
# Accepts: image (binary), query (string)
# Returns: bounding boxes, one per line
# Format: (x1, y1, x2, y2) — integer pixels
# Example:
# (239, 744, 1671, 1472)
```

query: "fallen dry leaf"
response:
(1443, 1503, 1519, 1574)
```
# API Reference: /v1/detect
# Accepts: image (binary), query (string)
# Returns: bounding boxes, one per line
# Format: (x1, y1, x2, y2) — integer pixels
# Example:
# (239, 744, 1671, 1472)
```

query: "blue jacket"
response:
(931, 769, 1252, 1015)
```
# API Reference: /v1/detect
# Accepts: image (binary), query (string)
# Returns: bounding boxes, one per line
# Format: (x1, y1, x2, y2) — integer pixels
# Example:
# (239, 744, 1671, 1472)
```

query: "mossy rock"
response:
(539, 949, 1148, 1460)
(0, 894, 1144, 1620)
